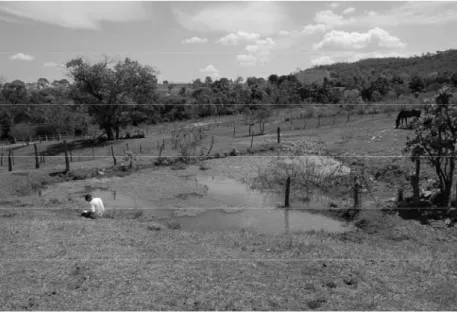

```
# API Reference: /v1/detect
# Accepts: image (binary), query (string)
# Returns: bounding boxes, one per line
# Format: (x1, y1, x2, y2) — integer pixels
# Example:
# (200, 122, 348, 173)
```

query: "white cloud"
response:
(278, 30, 290, 36)
(342, 7, 356, 15)
(302, 24, 330, 35)
(0, 2, 147, 30)
(236, 54, 257, 66)
(311, 56, 335, 66)
(314, 10, 355, 28)
(242, 37, 276, 66)
(172, 2, 289, 36)
(245, 37, 275, 53)
(329, 3, 340, 9)
(43, 62, 65, 68)
(313, 27, 406, 50)
(216, 31, 260, 45)
(199, 64, 220, 79)
(9, 53, 34, 61)
(182, 37, 208, 44)
(313, 2, 457, 29)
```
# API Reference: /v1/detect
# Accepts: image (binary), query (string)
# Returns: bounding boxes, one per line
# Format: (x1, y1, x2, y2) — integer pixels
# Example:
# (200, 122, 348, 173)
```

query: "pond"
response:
(75, 175, 352, 235)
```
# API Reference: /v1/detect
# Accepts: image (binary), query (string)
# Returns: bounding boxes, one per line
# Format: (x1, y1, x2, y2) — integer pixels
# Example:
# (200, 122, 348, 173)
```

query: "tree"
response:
(167, 83, 175, 94)
(66, 56, 159, 140)
(178, 86, 187, 96)
(409, 75, 425, 93)
(37, 78, 50, 89)
(404, 86, 455, 205)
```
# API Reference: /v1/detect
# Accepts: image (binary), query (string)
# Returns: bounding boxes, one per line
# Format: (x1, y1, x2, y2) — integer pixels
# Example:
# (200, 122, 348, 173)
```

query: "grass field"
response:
(1, 105, 457, 310)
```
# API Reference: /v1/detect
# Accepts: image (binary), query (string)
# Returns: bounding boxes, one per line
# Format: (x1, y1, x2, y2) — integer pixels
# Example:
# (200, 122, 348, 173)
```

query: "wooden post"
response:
(207, 136, 215, 155)
(277, 127, 280, 144)
(250, 132, 254, 149)
(346, 111, 350, 123)
(233, 125, 236, 138)
(248, 124, 252, 136)
(353, 176, 360, 209)
(396, 187, 404, 202)
(8, 149, 12, 172)
(317, 116, 321, 128)
(126, 143, 129, 151)
(64, 140, 70, 173)
(285, 176, 291, 208)
(111, 145, 117, 166)
(34, 143, 39, 169)
(284, 176, 291, 234)
(139, 144, 143, 154)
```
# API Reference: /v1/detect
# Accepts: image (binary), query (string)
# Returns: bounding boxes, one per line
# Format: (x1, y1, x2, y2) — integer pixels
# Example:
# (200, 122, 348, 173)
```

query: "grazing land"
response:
(2, 107, 457, 311)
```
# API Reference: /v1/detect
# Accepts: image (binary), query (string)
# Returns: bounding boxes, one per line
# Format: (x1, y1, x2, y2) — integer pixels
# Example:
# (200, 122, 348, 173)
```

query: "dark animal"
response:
(395, 109, 421, 129)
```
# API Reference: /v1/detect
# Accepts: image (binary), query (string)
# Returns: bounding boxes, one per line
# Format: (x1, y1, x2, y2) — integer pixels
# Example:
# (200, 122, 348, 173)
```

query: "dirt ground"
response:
(2, 111, 457, 310)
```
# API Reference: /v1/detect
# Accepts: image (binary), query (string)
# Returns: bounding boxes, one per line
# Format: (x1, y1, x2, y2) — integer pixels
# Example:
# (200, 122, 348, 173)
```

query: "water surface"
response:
(75, 175, 351, 235)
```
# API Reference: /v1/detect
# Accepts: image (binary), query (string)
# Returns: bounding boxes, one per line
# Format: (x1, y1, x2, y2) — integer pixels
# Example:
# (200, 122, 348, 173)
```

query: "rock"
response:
(229, 148, 240, 156)
(147, 222, 165, 231)
(448, 208, 457, 221)
(421, 190, 432, 198)
(167, 220, 181, 230)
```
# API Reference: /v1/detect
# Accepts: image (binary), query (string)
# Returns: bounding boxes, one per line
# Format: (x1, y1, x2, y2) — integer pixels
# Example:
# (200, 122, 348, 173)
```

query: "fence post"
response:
(34, 143, 39, 169)
(8, 149, 12, 172)
(277, 127, 281, 144)
(250, 132, 254, 149)
(285, 176, 291, 208)
(284, 176, 291, 234)
(396, 187, 404, 202)
(111, 145, 117, 166)
(353, 176, 360, 209)
(64, 140, 70, 173)
(207, 136, 215, 155)
(414, 157, 420, 203)
(233, 125, 236, 138)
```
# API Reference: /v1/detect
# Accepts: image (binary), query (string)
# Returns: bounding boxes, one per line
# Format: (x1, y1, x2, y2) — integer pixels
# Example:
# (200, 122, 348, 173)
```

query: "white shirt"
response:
(89, 197, 105, 217)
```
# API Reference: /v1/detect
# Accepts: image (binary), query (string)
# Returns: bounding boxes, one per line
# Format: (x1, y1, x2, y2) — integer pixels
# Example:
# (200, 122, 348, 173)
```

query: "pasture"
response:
(1, 105, 457, 310)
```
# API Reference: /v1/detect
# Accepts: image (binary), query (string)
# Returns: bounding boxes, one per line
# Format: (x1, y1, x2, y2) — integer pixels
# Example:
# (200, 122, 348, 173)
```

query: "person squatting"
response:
(81, 194, 105, 219)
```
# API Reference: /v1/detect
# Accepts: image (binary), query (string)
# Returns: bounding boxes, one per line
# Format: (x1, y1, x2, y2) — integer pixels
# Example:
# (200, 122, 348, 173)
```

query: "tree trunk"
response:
(115, 126, 120, 140)
(443, 157, 455, 206)
(105, 125, 115, 140)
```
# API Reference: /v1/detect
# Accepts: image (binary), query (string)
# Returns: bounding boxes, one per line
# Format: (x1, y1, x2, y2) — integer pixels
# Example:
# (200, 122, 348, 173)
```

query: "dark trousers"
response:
(81, 211, 98, 219)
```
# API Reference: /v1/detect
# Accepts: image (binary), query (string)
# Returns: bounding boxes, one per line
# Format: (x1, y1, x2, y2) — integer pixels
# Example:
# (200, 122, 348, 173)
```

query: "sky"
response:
(0, 0, 456, 84)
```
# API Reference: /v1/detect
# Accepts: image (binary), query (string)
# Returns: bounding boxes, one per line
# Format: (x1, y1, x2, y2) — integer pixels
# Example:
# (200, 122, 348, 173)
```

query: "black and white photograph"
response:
(1, 0, 457, 310)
